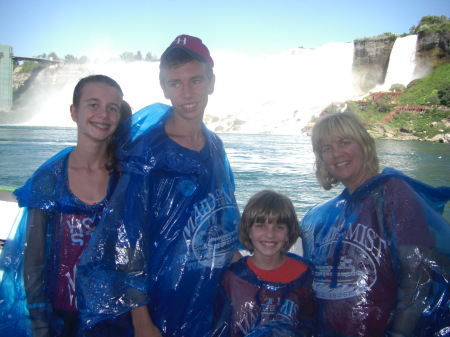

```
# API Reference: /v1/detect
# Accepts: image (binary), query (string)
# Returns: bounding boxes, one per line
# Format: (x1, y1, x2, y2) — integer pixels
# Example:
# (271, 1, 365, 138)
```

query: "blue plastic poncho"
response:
(300, 168, 450, 337)
(0, 147, 119, 336)
(213, 253, 315, 337)
(77, 103, 240, 336)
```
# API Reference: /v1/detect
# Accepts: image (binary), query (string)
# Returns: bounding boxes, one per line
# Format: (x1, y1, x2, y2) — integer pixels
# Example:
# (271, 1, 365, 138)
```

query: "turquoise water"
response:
(220, 133, 450, 221)
(1, 125, 449, 221)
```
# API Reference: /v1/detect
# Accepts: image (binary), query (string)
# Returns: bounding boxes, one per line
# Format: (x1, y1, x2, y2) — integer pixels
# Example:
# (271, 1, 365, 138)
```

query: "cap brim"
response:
(161, 45, 209, 66)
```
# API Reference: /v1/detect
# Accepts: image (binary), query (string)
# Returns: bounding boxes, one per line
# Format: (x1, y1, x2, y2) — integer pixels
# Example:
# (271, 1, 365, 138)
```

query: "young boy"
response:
(214, 190, 315, 336)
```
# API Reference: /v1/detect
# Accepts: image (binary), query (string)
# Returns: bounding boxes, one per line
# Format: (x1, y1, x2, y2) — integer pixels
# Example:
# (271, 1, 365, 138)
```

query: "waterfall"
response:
(209, 42, 356, 134)
(381, 35, 418, 90)
(12, 43, 360, 133)
(18, 43, 357, 134)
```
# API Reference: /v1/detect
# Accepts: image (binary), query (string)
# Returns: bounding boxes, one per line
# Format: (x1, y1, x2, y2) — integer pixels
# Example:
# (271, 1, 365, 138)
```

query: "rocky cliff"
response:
(416, 31, 450, 70)
(352, 38, 396, 94)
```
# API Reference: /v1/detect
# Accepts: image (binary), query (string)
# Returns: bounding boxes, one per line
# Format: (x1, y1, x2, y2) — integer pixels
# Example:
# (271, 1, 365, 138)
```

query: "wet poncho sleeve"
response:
(300, 167, 450, 337)
(77, 103, 240, 336)
(0, 147, 73, 336)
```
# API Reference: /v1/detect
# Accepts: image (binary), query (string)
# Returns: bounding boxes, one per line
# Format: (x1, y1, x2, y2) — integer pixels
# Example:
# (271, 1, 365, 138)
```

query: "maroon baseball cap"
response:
(160, 34, 214, 68)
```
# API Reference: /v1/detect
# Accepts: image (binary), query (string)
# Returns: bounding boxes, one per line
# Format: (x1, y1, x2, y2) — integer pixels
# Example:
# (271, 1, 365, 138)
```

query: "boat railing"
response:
(0, 189, 17, 249)
(0, 190, 15, 202)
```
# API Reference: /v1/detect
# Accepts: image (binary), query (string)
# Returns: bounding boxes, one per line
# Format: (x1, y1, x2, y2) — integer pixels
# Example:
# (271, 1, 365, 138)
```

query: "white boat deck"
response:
(0, 190, 19, 241)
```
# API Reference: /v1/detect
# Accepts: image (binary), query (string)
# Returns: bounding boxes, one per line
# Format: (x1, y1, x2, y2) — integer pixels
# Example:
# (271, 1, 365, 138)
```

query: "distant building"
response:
(0, 45, 13, 110)
(0, 45, 63, 111)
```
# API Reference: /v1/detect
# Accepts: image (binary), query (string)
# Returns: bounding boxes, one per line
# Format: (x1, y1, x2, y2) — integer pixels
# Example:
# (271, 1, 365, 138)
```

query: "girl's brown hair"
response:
(239, 190, 299, 253)
(72, 75, 129, 173)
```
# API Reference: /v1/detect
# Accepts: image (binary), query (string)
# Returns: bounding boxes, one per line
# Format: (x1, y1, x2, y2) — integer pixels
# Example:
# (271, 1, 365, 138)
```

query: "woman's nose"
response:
(331, 145, 342, 157)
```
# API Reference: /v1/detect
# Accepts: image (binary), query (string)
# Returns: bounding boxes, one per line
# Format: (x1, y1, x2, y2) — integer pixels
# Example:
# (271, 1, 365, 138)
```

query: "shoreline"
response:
(302, 120, 450, 144)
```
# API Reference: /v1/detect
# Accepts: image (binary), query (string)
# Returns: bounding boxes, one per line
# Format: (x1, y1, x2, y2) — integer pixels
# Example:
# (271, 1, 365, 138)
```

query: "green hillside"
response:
(397, 63, 450, 105)
(316, 63, 450, 142)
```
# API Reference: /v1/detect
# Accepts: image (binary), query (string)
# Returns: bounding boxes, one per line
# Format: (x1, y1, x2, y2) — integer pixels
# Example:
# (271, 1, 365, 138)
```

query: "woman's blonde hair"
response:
(239, 190, 299, 254)
(311, 112, 379, 190)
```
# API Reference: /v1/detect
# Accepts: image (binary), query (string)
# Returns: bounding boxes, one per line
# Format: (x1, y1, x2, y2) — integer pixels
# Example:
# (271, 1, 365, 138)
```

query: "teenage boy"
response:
(78, 35, 241, 337)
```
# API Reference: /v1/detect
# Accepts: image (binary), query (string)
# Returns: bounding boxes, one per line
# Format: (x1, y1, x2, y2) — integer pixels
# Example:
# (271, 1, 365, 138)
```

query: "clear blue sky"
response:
(1, 0, 449, 60)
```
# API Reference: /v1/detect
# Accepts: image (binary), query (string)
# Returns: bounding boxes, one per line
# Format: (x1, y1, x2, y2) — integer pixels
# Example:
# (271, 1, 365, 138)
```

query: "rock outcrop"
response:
(416, 31, 450, 70)
(352, 39, 396, 94)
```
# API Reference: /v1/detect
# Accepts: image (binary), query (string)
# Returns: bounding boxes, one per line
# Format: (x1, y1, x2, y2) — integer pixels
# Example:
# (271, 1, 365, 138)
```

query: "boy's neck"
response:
(165, 114, 205, 151)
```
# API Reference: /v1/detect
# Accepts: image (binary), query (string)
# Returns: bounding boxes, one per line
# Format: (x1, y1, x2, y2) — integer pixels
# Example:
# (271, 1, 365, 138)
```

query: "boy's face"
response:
(160, 60, 215, 123)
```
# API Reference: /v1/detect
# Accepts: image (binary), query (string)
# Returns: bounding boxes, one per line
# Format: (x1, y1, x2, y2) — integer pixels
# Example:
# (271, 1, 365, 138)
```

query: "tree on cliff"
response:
(145, 52, 159, 62)
(64, 55, 77, 63)
(410, 15, 450, 35)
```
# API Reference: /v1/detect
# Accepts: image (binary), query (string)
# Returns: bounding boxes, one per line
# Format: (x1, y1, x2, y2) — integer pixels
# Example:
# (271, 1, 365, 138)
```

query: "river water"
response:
(1, 125, 449, 222)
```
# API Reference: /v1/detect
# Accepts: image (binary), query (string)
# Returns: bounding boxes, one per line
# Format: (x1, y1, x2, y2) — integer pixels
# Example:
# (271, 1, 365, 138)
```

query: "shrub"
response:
(437, 82, 450, 106)
(322, 105, 341, 116)
(345, 101, 362, 114)
(64, 55, 78, 63)
(425, 90, 441, 105)
(377, 105, 391, 113)
(48, 52, 60, 61)
(18, 61, 44, 73)
(397, 63, 450, 105)
(385, 108, 450, 138)
(355, 32, 398, 43)
(410, 15, 450, 35)
(79, 56, 90, 64)
(389, 84, 405, 92)
(406, 79, 421, 90)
